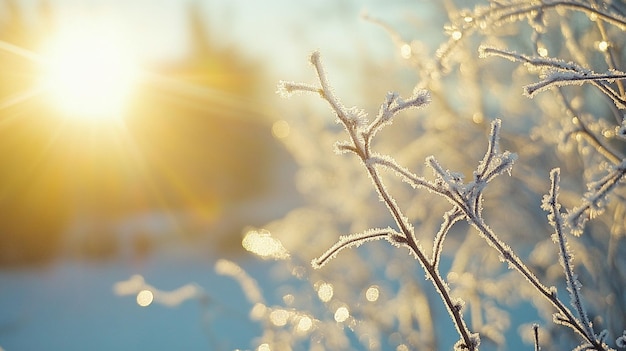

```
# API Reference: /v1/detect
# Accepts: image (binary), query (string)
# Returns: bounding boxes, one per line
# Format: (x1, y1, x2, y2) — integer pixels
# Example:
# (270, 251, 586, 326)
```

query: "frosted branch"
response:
(567, 160, 626, 235)
(279, 51, 477, 350)
(533, 324, 540, 351)
(277, 80, 320, 97)
(431, 209, 464, 269)
(477, 0, 626, 30)
(525, 71, 626, 101)
(368, 155, 448, 196)
(480, 46, 626, 107)
(365, 90, 431, 148)
(542, 169, 596, 341)
(311, 228, 402, 269)
(479, 46, 589, 72)
(474, 120, 518, 187)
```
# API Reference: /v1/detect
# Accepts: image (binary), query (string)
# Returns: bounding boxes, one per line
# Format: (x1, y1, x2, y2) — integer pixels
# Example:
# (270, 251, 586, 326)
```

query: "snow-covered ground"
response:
(0, 249, 274, 351)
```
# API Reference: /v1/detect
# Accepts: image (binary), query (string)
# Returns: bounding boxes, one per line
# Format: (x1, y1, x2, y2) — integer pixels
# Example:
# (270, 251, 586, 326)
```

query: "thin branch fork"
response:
(292, 52, 479, 351)
(278, 51, 614, 351)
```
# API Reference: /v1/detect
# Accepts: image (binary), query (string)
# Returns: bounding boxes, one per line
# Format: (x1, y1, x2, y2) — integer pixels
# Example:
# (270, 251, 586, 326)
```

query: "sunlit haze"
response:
(39, 22, 139, 120)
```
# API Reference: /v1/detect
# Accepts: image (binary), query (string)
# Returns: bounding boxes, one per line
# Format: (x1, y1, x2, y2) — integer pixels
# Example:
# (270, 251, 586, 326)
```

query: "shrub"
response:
(129, 1, 626, 349)
(254, 1, 626, 350)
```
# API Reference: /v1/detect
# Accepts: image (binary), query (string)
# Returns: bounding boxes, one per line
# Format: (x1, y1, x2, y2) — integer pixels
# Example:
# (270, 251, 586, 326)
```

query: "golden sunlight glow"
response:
(39, 23, 139, 120)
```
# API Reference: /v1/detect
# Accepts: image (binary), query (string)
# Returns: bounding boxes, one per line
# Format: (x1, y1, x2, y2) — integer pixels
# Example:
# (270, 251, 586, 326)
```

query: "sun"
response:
(39, 24, 139, 121)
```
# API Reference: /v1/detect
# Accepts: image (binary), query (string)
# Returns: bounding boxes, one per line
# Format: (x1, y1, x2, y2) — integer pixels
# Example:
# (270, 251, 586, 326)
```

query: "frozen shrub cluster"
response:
(124, 1, 626, 350)
(246, 0, 625, 350)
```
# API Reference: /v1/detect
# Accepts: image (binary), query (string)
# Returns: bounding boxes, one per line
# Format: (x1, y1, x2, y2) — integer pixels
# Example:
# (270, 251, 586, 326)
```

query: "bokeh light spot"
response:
(598, 41, 609, 52)
(272, 120, 291, 139)
(242, 229, 290, 260)
(400, 44, 412, 59)
(283, 294, 295, 305)
(136, 289, 154, 307)
(296, 316, 313, 333)
(472, 113, 484, 124)
(365, 285, 380, 302)
(250, 303, 267, 320)
(334, 306, 349, 323)
(269, 309, 289, 326)
(317, 282, 333, 302)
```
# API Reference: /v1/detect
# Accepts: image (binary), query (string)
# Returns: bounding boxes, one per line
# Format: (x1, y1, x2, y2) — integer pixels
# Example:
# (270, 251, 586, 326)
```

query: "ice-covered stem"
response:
(479, 46, 626, 108)
(525, 71, 626, 101)
(466, 204, 606, 348)
(532, 324, 540, 351)
(422, 123, 608, 349)
(365, 161, 479, 351)
(567, 160, 626, 235)
(556, 94, 623, 165)
(368, 118, 608, 349)
(437, 0, 626, 76)
(478, 46, 591, 74)
(591, 0, 626, 98)
(542, 169, 596, 341)
(475, 0, 626, 30)
(312, 228, 402, 269)
(432, 208, 464, 269)
(280, 51, 479, 351)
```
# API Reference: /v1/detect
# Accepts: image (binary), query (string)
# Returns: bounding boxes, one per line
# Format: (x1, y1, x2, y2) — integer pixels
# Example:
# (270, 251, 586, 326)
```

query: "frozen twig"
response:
(312, 228, 403, 269)
(556, 94, 623, 164)
(475, 0, 626, 30)
(567, 161, 626, 235)
(479, 46, 626, 107)
(533, 324, 541, 351)
(432, 208, 464, 269)
(542, 169, 596, 341)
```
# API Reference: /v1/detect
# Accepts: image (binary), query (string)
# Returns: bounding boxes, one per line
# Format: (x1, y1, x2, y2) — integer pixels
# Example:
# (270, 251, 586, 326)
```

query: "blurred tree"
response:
(0, 0, 71, 265)
(127, 2, 272, 204)
(124, 2, 279, 249)
(0, 1, 278, 264)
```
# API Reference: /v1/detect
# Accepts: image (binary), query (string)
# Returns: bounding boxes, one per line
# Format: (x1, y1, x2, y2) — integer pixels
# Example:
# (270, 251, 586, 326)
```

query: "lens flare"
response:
(39, 21, 139, 121)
